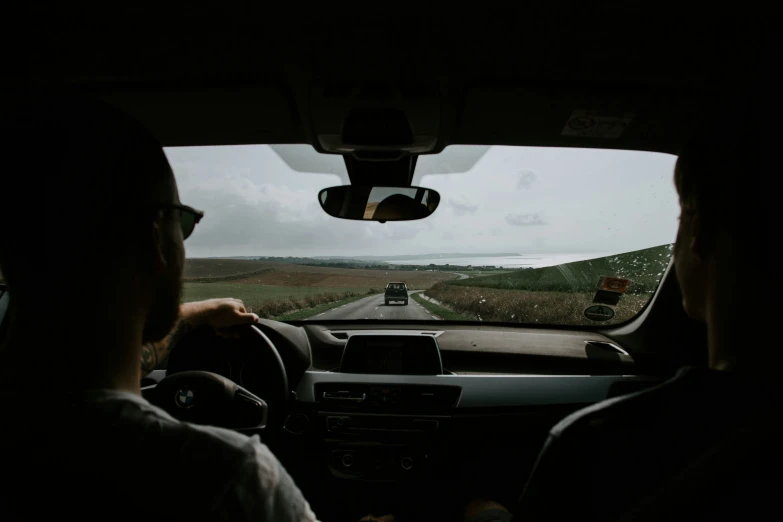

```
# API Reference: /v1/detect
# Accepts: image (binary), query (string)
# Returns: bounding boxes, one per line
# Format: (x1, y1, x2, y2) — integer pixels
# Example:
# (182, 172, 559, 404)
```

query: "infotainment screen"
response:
(339, 335, 443, 375)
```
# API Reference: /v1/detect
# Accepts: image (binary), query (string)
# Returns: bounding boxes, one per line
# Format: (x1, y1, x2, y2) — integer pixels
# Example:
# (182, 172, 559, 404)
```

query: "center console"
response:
(315, 334, 459, 481)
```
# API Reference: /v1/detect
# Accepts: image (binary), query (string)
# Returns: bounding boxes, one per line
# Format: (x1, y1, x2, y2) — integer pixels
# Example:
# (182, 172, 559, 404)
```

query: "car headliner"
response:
(2, 8, 768, 156)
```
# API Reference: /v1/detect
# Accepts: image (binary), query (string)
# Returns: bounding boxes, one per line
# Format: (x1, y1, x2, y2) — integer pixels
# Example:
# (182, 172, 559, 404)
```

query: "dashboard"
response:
(163, 319, 663, 497)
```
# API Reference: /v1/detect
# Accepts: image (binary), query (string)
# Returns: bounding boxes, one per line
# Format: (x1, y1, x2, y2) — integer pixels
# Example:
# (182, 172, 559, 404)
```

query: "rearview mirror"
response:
(318, 185, 441, 222)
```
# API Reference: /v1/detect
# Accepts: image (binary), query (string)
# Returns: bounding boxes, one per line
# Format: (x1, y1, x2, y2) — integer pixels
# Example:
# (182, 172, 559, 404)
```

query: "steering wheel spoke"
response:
(146, 324, 288, 431)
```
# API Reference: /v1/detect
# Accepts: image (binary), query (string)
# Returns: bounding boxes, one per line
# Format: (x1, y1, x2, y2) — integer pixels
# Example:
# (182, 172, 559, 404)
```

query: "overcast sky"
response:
(165, 145, 679, 258)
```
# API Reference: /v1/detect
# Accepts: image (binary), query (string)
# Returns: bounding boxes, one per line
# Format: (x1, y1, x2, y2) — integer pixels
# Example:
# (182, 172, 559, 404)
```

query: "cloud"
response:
(517, 169, 537, 189)
(167, 144, 680, 257)
(178, 173, 427, 257)
(505, 213, 546, 226)
(448, 197, 478, 216)
(178, 175, 367, 256)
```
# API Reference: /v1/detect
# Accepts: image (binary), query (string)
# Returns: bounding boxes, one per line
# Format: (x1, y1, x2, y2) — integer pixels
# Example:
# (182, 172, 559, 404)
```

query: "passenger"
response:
(465, 105, 775, 521)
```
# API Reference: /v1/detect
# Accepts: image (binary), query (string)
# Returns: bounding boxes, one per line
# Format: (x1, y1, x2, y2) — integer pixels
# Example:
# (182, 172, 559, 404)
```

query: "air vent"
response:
(584, 341, 629, 356)
(421, 332, 437, 336)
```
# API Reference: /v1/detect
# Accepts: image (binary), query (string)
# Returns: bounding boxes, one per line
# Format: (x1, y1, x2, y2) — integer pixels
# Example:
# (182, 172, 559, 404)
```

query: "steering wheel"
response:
(144, 324, 289, 431)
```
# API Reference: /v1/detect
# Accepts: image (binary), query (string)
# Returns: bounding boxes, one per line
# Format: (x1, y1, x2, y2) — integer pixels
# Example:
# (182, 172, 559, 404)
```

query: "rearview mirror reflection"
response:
(318, 186, 441, 222)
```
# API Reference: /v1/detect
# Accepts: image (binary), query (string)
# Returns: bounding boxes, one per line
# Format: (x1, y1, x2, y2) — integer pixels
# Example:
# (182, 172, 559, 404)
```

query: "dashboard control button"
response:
(401, 456, 414, 470)
(327, 416, 352, 433)
(341, 453, 354, 468)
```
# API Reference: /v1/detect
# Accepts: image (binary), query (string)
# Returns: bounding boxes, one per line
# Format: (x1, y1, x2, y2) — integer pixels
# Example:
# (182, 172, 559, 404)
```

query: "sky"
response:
(165, 145, 680, 258)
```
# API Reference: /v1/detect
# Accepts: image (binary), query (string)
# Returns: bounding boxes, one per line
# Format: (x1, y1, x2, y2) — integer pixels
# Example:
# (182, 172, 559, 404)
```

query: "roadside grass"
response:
(424, 284, 650, 326)
(411, 292, 473, 321)
(183, 283, 370, 303)
(274, 294, 370, 321)
(184, 283, 373, 312)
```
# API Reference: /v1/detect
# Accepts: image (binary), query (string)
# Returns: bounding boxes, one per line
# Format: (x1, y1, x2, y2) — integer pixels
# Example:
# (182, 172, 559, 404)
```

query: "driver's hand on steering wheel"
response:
(182, 298, 260, 338)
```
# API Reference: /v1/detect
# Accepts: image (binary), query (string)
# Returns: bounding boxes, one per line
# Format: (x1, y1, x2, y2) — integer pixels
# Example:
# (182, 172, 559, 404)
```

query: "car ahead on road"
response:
(384, 282, 408, 305)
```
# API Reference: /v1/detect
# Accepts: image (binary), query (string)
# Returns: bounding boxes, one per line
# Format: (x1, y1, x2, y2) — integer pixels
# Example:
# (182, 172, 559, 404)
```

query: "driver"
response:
(0, 95, 318, 521)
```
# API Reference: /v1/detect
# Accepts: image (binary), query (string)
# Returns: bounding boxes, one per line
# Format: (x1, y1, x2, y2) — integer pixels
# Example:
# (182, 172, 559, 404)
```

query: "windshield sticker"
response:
(584, 305, 616, 322)
(592, 276, 631, 305)
(597, 276, 630, 293)
(561, 110, 633, 139)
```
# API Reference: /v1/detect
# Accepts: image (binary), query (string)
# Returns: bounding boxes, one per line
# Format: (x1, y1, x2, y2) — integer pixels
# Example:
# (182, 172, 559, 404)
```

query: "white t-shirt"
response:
(0, 389, 318, 521)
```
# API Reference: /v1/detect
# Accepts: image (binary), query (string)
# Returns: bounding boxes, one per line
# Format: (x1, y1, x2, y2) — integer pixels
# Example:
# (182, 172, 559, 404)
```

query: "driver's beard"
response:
(142, 269, 182, 344)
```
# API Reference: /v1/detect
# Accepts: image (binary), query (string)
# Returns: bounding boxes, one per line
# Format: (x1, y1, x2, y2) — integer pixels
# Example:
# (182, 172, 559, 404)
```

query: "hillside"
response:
(184, 258, 277, 279)
(446, 244, 672, 294)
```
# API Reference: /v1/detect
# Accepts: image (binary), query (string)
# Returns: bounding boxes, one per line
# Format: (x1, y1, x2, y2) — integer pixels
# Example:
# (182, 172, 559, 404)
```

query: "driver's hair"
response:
(0, 94, 173, 301)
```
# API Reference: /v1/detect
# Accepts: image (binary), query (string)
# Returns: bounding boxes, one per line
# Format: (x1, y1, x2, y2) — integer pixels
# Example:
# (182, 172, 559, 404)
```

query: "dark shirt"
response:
(0, 389, 317, 521)
(518, 366, 782, 521)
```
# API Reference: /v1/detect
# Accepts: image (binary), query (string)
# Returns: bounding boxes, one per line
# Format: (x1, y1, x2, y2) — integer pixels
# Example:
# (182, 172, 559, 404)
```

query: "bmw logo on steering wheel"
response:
(175, 388, 195, 408)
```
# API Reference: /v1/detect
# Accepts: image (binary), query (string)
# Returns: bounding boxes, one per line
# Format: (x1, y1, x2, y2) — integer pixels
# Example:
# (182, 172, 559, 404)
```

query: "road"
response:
(307, 292, 440, 321)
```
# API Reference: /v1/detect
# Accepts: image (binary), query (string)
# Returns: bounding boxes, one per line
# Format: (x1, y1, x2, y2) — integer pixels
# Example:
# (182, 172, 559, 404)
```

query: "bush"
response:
(425, 284, 651, 326)
(250, 290, 363, 319)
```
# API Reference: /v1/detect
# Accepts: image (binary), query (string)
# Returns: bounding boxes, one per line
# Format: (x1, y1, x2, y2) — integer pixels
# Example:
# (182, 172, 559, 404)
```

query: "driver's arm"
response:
(140, 298, 259, 375)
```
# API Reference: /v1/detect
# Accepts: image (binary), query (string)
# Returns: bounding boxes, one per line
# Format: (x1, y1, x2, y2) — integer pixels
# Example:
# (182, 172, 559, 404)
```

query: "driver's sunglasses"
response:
(159, 203, 204, 240)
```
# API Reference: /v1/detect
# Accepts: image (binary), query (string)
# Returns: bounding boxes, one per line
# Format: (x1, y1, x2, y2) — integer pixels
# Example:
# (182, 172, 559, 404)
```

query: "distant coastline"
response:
(203, 253, 521, 261)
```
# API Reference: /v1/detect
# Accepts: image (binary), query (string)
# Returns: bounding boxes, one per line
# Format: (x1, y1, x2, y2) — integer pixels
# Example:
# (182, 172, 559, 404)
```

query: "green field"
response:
(183, 283, 370, 307)
(446, 244, 672, 294)
(184, 259, 275, 279)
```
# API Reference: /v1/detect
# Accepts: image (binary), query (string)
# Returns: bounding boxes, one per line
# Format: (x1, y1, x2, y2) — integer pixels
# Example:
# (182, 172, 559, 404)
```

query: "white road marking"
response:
(317, 312, 326, 316)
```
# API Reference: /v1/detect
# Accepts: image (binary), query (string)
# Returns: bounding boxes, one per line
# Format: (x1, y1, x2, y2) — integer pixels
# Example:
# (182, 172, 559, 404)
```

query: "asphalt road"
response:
(307, 292, 440, 321)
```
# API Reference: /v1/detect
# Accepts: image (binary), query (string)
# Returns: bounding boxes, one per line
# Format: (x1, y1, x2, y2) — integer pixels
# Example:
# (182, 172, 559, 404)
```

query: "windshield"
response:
(168, 145, 678, 326)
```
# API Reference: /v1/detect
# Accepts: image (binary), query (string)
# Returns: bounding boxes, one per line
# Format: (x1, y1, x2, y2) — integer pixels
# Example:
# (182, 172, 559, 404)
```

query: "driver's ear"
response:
(689, 212, 706, 260)
(150, 214, 168, 273)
